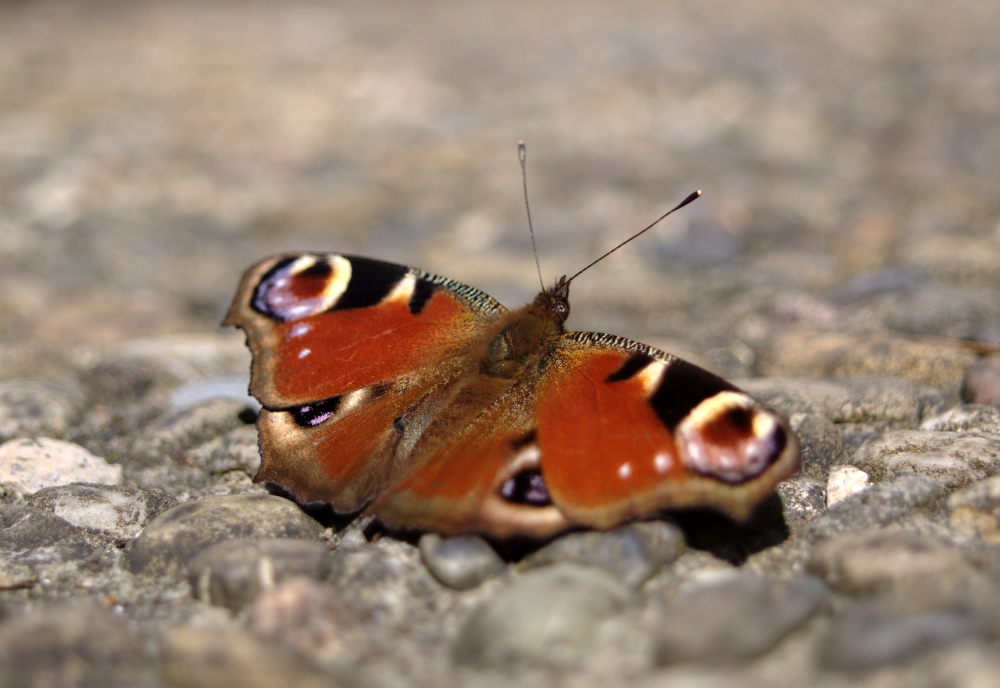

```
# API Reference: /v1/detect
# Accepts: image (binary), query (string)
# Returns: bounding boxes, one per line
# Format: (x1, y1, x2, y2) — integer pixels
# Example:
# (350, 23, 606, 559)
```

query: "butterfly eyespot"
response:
(499, 469, 552, 507)
(253, 255, 352, 322)
(291, 396, 341, 427)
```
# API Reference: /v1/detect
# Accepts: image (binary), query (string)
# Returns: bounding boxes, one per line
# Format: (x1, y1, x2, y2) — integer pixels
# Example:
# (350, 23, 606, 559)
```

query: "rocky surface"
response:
(1, 0, 1000, 685)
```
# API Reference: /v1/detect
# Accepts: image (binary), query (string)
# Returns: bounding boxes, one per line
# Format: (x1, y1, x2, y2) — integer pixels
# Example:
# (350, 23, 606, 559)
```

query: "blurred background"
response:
(1, 0, 998, 379)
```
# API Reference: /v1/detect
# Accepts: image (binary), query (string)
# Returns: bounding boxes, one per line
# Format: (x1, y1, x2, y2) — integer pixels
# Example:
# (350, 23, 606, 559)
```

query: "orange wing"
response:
(536, 333, 799, 527)
(224, 253, 505, 408)
(224, 253, 506, 511)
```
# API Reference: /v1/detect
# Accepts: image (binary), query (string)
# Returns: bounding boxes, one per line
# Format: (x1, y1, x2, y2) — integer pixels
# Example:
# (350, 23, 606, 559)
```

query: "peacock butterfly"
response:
(225, 179, 799, 539)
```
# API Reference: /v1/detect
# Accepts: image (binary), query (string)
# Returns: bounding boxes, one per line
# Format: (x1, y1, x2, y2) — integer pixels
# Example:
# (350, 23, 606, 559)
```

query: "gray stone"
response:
(850, 430, 1000, 490)
(818, 606, 984, 672)
(826, 465, 871, 506)
(0, 379, 86, 442)
(0, 599, 153, 687)
(189, 538, 332, 610)
(27, 483, 176, 540)
(0, 504, 90, 558)
(776, 476, 826, 525)
(654, 573, 829, 665)
(452, 564, 633, 671)
(418, 534, 505, 590)
(128, 398, 253, 467)
(920, 404, 1000, 433)
(121, 494, 324, 578)
(182, 425, 261, 477)
(964, 355, 1000, 408)
(248, 577, 359, 665)
(805, 475, 944, 539)
(526, 521, 685, 589)
(735, 377, 945, 428)
(789, 412, 843, 481)
(808, 530, 969, 594)
(0, 437, 123, 497)
(161, 627, 338, 688)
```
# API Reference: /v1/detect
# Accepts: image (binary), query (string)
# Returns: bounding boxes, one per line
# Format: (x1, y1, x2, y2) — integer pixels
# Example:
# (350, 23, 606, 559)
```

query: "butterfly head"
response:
(534, 275, 571, 325)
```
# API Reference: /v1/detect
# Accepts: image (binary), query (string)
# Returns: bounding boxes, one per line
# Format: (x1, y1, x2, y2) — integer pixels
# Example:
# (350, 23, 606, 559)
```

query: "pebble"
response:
(161, 627, 339, 688)
(0, 504, 90, 557)
(27, 483, 176, 540)
(654, 573, 829, 665)
(920, 404, 1000, 433)
(121, 494, 324, 578)
(418, 533, 506, 590)
(946, 476, 1000, 542)
(818, 605, 984, 672)
(188, 538, 332, 610)
(0, 437, 123, 498)
(788, 412, 843, 481)
(0, 599, 151, 687)
(736, 377, 945, 428)
(826, 465, 871, 506)
(248, 577, 358, 665)
(0, 379, 86, 442)
(451, 564, 633, 672)
(964, 355, 1000, 407)
(776, 476, 827, 525)
(805, 475, 944, 540)
(850, 430, 1000, 491)
(526, 521, 685, 589)
(128, 398, 254, 467)
(808, 530, 969, 595)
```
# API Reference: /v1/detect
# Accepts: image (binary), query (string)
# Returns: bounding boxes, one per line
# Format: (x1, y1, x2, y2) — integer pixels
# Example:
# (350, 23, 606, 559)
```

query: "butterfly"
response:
(225, 187, 799, 539)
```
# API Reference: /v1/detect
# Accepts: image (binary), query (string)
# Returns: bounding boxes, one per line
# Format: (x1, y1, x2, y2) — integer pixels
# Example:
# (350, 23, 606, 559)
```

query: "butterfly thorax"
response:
(480, 277, 570, 380)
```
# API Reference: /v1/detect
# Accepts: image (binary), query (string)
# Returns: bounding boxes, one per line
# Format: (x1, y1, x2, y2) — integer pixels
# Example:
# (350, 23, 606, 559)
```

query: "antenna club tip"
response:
(695, 189, 702, 196)
(518, 141, 526, 163)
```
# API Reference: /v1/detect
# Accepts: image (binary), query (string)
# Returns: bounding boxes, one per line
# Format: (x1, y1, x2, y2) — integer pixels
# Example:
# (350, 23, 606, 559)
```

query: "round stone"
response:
(850, 430, 1000, 490)
(418, 533, 505, 590)
(188, 538, 332, 610)
(808, 530, 968, 594)
(526, 521, 685, 589)
(826, 465, 870, 506)
(654, 573, 829, 665)
(121, 494, 324, 578)
(27, 483, 176, 540)
(776, 476, 827, 525)
(0, 437, 122, 498)
(248, 577, 357, 664)
(818, 606, 983, 671)
(452, 564, 633, 671)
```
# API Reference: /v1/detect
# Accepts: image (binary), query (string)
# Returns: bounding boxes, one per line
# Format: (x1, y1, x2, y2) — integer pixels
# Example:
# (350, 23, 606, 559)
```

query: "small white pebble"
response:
(826, 465, 871, 506)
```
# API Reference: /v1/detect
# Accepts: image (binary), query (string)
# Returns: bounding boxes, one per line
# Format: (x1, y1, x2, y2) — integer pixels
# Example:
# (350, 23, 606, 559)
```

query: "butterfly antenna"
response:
(566, 189, 702, 284)
(519, 141, 546, 292)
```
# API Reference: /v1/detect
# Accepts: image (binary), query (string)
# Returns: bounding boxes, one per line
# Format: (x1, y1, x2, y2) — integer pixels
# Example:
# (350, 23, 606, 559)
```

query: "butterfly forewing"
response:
(224, 253, 506, 409)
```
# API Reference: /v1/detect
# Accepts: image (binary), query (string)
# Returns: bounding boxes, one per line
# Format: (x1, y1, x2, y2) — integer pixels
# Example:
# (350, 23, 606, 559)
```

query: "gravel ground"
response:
(1, 0, 1000, 686)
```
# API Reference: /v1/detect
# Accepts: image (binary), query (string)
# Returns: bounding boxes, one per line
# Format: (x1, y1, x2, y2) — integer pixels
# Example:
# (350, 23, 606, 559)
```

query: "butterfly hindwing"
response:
(536, 333, 799, 527)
